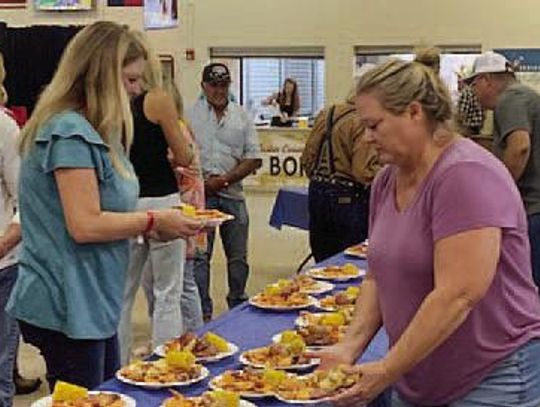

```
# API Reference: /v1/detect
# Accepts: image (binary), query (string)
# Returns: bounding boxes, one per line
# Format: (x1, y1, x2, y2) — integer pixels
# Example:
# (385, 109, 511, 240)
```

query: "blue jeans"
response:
(18, 321, 120, 391)
(180, 259, 204, 332)
(194, 195, 249, 318)
(0, 265, 18, 407)
(308, 180, 369, 262)
(392, 339, 540, 407)
(528, 213, 540, 290)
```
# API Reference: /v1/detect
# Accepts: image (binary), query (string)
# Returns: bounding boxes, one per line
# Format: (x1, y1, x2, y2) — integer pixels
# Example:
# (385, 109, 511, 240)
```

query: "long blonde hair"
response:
(356, 58, 453, 126)
(133, 30, 163, 91)
(19, 21, 147, 176)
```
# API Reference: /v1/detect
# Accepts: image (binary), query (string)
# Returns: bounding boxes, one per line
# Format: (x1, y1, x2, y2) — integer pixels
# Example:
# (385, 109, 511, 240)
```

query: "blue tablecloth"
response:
(99, 251, 390, 407)
(269, 186, 309, 231)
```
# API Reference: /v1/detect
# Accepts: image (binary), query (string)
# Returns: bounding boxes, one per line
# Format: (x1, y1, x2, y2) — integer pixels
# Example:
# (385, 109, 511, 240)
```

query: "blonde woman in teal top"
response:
(6, 21, 202, 391)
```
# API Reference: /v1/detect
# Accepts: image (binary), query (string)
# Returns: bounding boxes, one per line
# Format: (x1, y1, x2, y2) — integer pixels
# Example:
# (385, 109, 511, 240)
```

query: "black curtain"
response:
(0, 24, 83, 113)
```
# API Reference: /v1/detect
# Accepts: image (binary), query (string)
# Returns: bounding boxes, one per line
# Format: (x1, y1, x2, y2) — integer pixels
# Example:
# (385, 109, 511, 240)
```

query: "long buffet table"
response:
(99, 251, 390, 407)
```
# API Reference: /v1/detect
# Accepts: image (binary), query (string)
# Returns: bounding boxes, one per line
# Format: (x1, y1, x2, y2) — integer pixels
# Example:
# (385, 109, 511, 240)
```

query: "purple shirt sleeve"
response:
(432, 161, 521, 241)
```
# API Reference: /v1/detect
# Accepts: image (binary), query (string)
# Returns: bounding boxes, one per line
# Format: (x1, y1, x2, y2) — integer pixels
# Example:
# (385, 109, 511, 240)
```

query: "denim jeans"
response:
(194, 195, 249, 318)
(392, 339, 540, 407)
(143, 258, 203, 334)
(0, 265, 18, 407)
(308, 180, 369, 262)
(18, 321, 119, 391)
(117, 193, 186, 365)
(180, 259, 203, 332)
(528, 213, 540, 290)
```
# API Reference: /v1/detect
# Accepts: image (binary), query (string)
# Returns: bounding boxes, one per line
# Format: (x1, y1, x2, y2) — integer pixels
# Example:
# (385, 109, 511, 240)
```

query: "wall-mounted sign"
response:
(496, 49, 540, 94)
(107, 0, 142, 6)
(145, 0, 178, 30)
(0, 0, 26, 8)
(244, 128, 310, 192)
(36, 0, 92, 10)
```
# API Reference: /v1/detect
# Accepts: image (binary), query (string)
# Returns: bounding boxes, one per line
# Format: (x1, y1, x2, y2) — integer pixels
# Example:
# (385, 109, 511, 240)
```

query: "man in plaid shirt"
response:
(457, 85, 485, 135)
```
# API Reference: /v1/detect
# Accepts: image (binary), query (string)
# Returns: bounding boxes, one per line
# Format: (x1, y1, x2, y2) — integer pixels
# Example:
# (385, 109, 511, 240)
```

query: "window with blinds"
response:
(211, 47, 325, 119)
(354, 45, 481, 101)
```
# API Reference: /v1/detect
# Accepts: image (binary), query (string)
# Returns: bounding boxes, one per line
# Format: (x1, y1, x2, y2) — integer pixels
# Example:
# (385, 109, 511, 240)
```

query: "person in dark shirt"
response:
(468, 51, 540, 292)
(117, 35, 195, 365)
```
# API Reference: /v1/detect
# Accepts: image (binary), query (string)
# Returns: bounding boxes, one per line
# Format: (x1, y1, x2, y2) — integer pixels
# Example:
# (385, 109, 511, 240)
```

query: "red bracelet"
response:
(143, 211, 155, 235)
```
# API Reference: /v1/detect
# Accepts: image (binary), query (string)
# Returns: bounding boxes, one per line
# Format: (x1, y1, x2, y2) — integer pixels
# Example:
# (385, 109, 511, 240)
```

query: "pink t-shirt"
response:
(369, 138, 540, 405)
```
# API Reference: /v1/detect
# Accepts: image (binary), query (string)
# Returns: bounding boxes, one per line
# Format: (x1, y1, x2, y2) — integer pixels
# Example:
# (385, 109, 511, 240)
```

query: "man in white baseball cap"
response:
(469, 50, 540, 293)
(465, 51, 515, 87)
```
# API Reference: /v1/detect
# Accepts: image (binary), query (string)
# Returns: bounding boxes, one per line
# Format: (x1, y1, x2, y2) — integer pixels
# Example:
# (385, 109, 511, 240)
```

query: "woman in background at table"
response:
(6, 21, 202, 390)
(315, 59, 540, 406)
(263, 78, 300, 126)
(118, 34, 195, 365)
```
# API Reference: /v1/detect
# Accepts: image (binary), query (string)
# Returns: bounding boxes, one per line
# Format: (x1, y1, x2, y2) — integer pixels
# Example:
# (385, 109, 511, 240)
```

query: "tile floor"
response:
(14, 191, 311, 406)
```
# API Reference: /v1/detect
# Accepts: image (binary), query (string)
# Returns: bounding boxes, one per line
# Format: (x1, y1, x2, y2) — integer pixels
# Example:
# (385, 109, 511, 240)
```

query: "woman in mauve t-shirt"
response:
(316, 58, 540, 407)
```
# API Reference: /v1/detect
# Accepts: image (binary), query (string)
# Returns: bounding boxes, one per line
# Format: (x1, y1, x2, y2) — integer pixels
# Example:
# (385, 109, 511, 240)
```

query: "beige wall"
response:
(1, 0, 540, 106)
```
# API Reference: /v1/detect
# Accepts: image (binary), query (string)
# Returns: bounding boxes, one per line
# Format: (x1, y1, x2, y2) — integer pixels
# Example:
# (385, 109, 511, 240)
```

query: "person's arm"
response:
(313, 272, 383, 369)
(0, 118, 21, 259)
(206, 114, 262, 192)
(262, 92, 279, 107)
(331, 227, 501, 406)
(225, 159, 262, 184)
(0, 223, 20, 259)
(145, 89, 193, 167)
(1, 120, 19, 208)
(342, 273, 383, 355)
(381, 226, 499, 379)
(501, 130, 530, 181)
(55, 168, 202, 243)
(205, 159, 262, 193)
(494, 90, 532, 181)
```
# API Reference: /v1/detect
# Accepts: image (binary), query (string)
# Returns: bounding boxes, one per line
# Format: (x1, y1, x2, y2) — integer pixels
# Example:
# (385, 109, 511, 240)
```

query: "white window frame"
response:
(210, 47, 325, 118)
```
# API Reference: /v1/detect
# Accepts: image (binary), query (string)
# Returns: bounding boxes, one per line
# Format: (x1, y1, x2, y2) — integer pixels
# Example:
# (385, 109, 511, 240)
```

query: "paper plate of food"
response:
(274, 366, 361, 404)
(249, 281, 317, 311)
(292, 275, 335, 295)
(306, 263, 364, 281)
(315, 286, 361, 312)
(273, 324, 346, 348)
(240, 332, 319, 370)
(32, 392, 135, 407)
(344, 241, 369, 259)
(295, 310, 352, 329)
(116, 351, 209, 389)
(31, 381, 135, 407)
(154, 331, 238, 362)
(248, 293, 317, 311)
(161, 389, 258, 407)
(175, 204, 234, 227)
(208, 367, 284, 398)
